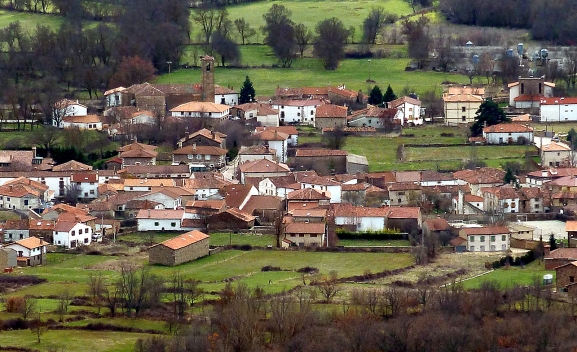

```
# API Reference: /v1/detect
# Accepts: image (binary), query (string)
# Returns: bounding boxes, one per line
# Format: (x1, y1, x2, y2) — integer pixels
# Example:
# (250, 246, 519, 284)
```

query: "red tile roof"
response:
(255, 126, 298, 136)
(239, 159, 290, 173)
(453, 168, 506, 185)
(135, 209, 184, 219)
(540, 97, 577, 105)
(386, 207, 421, 219)
(462, 226, 510, 235)
(513, 94, 543, 102)
(71, 173, 98, 183)
(287, 188, 329, 201)
(153, 230, 209, 250)
(252, 129, 289, 141)
(423, 218, 450, 231)
(332, 204, 389, 217)
(223, 184, 254, 208)
(483, 123, 533, 133)
(567, 221, 577, 232)
(388, 96, 421, 108)
(315, 104, 347, 118)
(241, 195, 282, 214)
(170, 101, 230, 113)
(173, 145, 227, 156)
(11, 236, 49, 249)
(284, 222, 326, 234)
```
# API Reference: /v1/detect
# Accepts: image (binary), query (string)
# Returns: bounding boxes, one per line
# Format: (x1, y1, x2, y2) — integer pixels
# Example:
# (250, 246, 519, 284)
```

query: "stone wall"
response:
(556, 264, 577, 290)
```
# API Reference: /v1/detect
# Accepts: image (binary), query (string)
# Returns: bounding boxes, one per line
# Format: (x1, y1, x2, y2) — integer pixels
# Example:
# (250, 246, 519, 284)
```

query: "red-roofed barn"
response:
(149, 230, 209, 266)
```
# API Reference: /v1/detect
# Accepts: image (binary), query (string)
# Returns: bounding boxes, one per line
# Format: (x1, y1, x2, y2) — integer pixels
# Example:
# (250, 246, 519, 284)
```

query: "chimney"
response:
(193, 143, 196, 152)
(148, 209, 151, 217)
(542, 169, 548, 177)
(32, 146, 36, 158)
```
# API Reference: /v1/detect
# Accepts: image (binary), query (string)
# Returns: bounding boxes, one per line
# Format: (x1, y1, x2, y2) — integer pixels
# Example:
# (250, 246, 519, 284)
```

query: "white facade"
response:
(104, 90, 124, 108)
(540, 101, 577, 122)
(268, 140, 288, 163)
(300, 184, 341, 204)
(194, 187, 221, 200)
(483, 131, 534, 144)
(272, 102, 320, 125)
(61, 120, 103, 131)
(258, 178, 297, 198)
(420, 179, 464, 187)
(53, 102, 87, 119)
(467, 233, 510, 252)
(137, 218, 183, 232)
(215, 93, 239, 106)
(257, 113, 279, 127)
(334, 216, 386, 232)
(483, 195, 520, 214)
(76, 182, 98, 199)
(53, 223, 92, 248)
(134, 192, 181, 210)
(395, 101, 423, 126)
(171, 109, 229, 119)
(348, 114, 400, 128)
(6, 242, 45, 258)
(131, 113, 156, 125)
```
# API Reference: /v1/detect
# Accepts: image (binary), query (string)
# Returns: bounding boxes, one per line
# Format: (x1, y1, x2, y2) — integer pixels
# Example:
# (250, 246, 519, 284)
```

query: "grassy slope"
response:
(461, 261, 554, 290)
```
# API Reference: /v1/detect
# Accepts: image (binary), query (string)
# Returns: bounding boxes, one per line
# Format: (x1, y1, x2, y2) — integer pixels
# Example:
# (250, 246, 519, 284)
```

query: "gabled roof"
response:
(179, 128, 226, 144)
(124, 82, 165, 97)
(546, 248, 577, 259)
(118, 142, 157, 153)
(119, 148, 158, 158)
(71, 173, 98, 183)
(241, 195, 282, 214)
(185, 199, 226, 211)
(420, 171, 456, 182)
(332, 203, 390, 217)
(386, 207, 421, 219)
(481, 186, 519, 200)
(215, 85, 237, 94)
(135, 209, 184, 219)
(222, 207, 256, 222)
(464, 194, 484, 203)
(255, 126, 298, 136)
(453, 168, 506, 185)
(53, 160, 93, 172)
(315, 104, 347, 118)
(300, 175, 341, 186)
(252, 129, 289, 141)
(9, 236, 49, 249)
(389, 182, 421, 191)
(394, 171, 421, 183)
(238, 145, 276, 155)
(542, 142, 571, 152)
(388, 96, 421, 108)
(540, 97, 577, 105)
(62, 115, 101, 124)
(170, 101, 230, 113)
(424, 218, 450, 231)
(151, 230, 209, 250)
(483, 123, 533, 133)
(223, 184, 254, 208)
(124, 178, 175, 188)
(462, 226, 510, 235)
(239, 159, 290, 173)
(54, 221, 79, 232)
(104, 87, 126, 96)
(513, 94, 543, 102)
(285, 222, 325, 234)
(287, 188, 329, 201)
(442, 94, 483, 102)
(5, 219, 29, 230)
(54, 99, 86, 109)
(327, 86, 358, 99)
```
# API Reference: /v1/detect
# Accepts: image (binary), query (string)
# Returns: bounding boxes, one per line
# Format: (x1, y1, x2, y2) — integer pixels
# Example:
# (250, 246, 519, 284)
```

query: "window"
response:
(297, 113, 301, 116)
(90, 190, 94, 195)
(171, 222, 176, 227)
(480, 236, 485, 242)
(24, 199, 28, 205)
(398, 191, 405, 195)
(501, 235, 506, 241)
(19, 234, 23, 239)
(490, 236, 495, 242)
(461, 107, 466, 112)
(205, 155, 211, 160)
(299, 234, 304, 237)
(196, 154, 202, 160)
(154, 222, 159, 226)
(79, 229, 83, 234)
(84, 238, 89, 244)
(310, 110, 314, 115)
(469, 246, 475, 251)
(469, 236, 474, 242)
(462, 116, 466, 121)
(571, 276, 575, 283)
(368, 120, 372, 124)
(71, 231, 75, 236)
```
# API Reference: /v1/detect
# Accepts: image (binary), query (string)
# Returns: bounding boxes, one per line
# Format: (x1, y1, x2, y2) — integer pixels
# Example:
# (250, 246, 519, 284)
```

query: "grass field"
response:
(0, 10, 65, 30)
(118, 231, 276, 247)
(461, 261, 554, 290)
(157, 56, 469, 96)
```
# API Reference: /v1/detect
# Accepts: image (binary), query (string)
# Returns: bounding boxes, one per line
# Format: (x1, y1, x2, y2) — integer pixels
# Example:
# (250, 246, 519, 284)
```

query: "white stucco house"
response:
(215, 85, 239, 106)
(482, 123, 534, 144)
(481, 186, 520, 214)
(251, 129, 288, 163)
(539, 97, 577, 122)
(53, 222, 92, 248)
(71, 173, 99, 199)
(300, 175, 342, 204)
(61, 115, 103, 130)
(104, 87, 126, 108)
(258, 177, 300, 197)
(5, 237, 48, 266)
(388, 96, 423, 126)
(133, 190, 183, 210)
(53, 99, 88, 122)
(460, 226, 510, 252)
(333, 204, 388, 232)
(272, 99, 323, 125)
(136, 209, 185, 231)
(170, 102, 230, 120)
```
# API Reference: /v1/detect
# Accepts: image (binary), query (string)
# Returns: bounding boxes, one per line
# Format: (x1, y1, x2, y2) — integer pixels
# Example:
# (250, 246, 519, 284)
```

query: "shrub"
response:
(261, 266, 281, 272)
(1, 318, 28, 330)
(5, 297, 25, 313)
(440, 132, 454, 137)
(297, 266, 319, 274)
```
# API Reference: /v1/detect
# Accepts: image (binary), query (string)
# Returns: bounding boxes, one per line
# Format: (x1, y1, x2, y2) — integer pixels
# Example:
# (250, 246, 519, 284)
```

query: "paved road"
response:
(221, 156, 239, 183)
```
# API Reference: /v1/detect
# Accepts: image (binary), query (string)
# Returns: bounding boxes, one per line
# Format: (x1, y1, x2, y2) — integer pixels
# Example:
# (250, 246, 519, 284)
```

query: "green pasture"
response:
(461, 261, 554, 290)
(0, 10, 64, 31)
(158, 57, 469, 96)
(189, 0, 414, 44)
(118, 231, 277, 247)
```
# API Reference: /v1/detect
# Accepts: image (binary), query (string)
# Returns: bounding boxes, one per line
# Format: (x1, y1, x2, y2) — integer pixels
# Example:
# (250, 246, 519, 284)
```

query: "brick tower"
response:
(201, 55, 215, 103)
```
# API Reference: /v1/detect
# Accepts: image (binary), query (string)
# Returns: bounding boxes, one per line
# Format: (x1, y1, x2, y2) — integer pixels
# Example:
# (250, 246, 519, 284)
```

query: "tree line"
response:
(440, 0, 577, 44)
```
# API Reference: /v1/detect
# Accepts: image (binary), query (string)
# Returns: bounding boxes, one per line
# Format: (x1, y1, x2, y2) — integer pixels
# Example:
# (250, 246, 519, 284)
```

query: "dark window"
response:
(571, 276, 575, 283)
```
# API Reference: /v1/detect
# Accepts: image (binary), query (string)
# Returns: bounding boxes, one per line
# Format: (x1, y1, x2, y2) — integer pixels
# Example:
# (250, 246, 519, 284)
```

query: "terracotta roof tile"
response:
(483, 123, 533, 133)
(540, 97, 577, 105)
(295, 149, 348, 157)
(63, 115, 101, 124)
(546, 248, 577, 259)
(315, 104, 347, 118)
(136, 209, 184, 219)
(424, 218, 450, 231)
(152, 230, 209, 250)
(9, 236, 49, 249)
(287, 188, 329, 201)
(241, 195, 282, 214)
(462, 226, 510, 235)
(239, 159, 290, 173)
(285, 222, 325, 234)
(170, 101, 229, 113)
(255, 126, 298, 136)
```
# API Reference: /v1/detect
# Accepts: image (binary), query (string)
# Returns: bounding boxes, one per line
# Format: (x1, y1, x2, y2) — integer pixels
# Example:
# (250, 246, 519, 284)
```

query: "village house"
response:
(388, 182, 422, 206)
(524, 168, 577, 187)
(314, 104, 348, 129)
(508, 77, 554, 107)
(518, 187, 545, 213)
(327, 85, 360, 105)
(178, 128, 227, 149)
(61, 115, 103, 130)
(53, 221, 92, 248)
(170, 101, 230, 121)
(5, 236, 48, 266)
(546, 248, 577, 270)
(118, 142, 158, 167)
(208, 207, 256, 230)
(452, 191, 484, 214)
(386, 207, 422, 233)
(136, 209, 185, 232)
(300, 174, 342, 203)
(251, 129, 288, 163)
(119, 165, 191, 179)
(172, 144, 227, 170)
(52, 160, 93, 172)
(214, 85, 238, 106)
(555, 261, 577, 294)
(0, 183, 46, 211)
(443, 94, 483, 125)
(258, 176, 301, 198)
(541, 142, 573, 167)
(223, 184, 258, 209)
(3, 220, 30, 242)
(123, 178, 175, 192)
(231, 103, 279, 127)
(186, 172, 230, 200)
(347, 105, 399, 129)
(255, 126, 298, 146)
(481, 186, 520, 214)
(237, 145, 277, 164)
(287, 188, 330, 211)
(282, 221, 326, 248)
(388, 96, 423, 126)
(459, 226, 511, 252)
(453, 167, 506, 194)
(539, 97, 577, 122)
(132, 188, 189, 210)
(419, 171, 463, 186)
(52, 99, 87, 122)
(568, 221, 577, 247)
(184, 200, 226, 220)
(422, 217, 451, 239)
(71, 173, 99, 199)
(240, 195, 283, 223)
(482, 123, 534, 144)
(333, 203, 389, 232)
(148, 230, 210, 266)
(271, 99, 323, 125)
(238, 159, 290, 184)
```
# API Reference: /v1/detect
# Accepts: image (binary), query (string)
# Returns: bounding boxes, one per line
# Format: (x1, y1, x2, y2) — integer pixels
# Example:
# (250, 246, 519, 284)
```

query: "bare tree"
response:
(21, 297, 37, 320)
(87, 272, 106, 314)
(56, 290, 72, 322)
(234, 18, 256, 45)
(63, 183, 82, 205)
(316, 271, 341, 303)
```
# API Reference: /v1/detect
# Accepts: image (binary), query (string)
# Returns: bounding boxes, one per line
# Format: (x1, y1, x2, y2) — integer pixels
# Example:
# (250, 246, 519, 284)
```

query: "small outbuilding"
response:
(148, 230, 210, 266)
(0, 247, 17, 269)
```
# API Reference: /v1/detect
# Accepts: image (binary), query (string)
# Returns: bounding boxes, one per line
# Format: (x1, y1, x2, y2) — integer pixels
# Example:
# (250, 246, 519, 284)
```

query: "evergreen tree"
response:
(504, 167, 516, 185)
(470, 99, 510, 136)
(368, 85, 383, 105)
(568, 128, 577, 150)
(239, 76, 255, 104)
(383, 84, 397, 103)
(549, 234, 558, 251)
